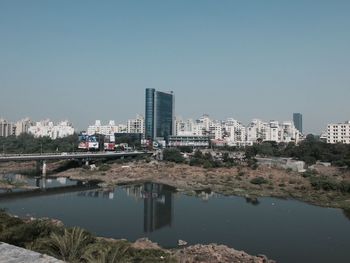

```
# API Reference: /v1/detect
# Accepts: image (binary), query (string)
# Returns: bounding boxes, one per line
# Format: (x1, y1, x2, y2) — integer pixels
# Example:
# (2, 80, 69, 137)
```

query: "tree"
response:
(163, 148, 185, 163)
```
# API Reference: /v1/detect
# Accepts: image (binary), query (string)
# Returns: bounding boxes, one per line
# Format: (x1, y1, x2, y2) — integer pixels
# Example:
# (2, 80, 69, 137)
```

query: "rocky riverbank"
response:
(0, 211, 274, 263)
(1, 159, 350, 211)
(49, 160, 350, 211)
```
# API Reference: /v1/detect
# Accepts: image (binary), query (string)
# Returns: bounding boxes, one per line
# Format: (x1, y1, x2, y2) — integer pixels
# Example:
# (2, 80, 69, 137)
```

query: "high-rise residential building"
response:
(293, 113, 303, 133)
(127, 114, 145, 134)
(145, 88, 174, 141)
(0, 118, 16, 137)
(326, 121, 350, 144)
(15, 118, 33, 136)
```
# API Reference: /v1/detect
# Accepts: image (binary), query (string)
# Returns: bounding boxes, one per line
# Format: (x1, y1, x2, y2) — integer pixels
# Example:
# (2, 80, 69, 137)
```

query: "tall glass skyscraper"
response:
(293, 113, 303, 133)
(145, 88, 174, 141)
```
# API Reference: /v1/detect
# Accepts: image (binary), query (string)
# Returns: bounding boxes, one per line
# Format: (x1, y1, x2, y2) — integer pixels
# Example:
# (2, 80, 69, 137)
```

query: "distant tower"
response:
(293, 113, 303, 133)
(145, 89, 174, 141)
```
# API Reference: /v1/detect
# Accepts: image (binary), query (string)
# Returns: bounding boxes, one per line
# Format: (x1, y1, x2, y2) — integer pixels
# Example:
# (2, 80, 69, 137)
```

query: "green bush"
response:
(0, 211, 177, 263)
(250, 177, 269, 185)
(189, 158, 203, 166)
(178, 146, 193, 153)
(163, 148, 185, 163)
(203, 160, 213, 169)
(238, 171, 245, 177)
(0, 219, 62, 247)
(99, 164, 111, 171)
(309, 176, 350, 193)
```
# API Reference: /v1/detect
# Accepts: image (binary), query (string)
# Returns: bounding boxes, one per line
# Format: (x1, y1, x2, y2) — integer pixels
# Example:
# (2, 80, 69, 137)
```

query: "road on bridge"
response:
(0, 151, 150, 162)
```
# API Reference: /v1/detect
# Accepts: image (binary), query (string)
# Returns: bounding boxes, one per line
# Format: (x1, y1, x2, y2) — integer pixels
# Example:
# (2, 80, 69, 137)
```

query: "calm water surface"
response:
(0, 182, 350, 263)
(0, 174, 78, 194)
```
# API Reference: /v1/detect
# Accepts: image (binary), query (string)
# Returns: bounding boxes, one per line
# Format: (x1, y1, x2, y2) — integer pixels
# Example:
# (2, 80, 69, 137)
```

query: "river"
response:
(0, 181, 350, 262)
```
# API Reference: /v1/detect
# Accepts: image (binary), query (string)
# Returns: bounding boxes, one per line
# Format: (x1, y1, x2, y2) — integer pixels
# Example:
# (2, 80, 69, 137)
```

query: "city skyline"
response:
(1, 1, 350, 134)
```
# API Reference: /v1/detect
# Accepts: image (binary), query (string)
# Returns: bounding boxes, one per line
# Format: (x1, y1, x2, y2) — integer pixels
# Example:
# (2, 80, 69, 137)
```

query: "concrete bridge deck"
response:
(0, 151, 149, 162)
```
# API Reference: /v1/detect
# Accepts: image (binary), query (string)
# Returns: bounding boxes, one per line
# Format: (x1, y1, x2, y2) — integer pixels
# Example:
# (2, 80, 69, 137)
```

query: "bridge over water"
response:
(0, 151, 150, 175)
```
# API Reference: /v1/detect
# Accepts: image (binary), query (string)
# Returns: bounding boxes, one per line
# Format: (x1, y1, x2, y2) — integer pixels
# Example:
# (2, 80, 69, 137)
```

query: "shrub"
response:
(309, 176, 350, 193)
(0, 219, 62, 247)
(33, 227, 95, 263)
(250, 177, 269, 185)
(203, 160, 213, 169)
(99, 164, 111, 171)
(163, 149, 185, 163)
(302, 169, 315, 178)
(178, 146, 193, 153)
(238, 171, 245, 177)
(189, 158, 203, 166)
(309, 176, 335, 191)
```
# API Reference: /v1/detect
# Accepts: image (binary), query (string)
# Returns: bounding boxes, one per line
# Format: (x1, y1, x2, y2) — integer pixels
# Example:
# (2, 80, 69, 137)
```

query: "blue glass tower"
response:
(293, 113, 303, 133)
(145, 89, 174, 141)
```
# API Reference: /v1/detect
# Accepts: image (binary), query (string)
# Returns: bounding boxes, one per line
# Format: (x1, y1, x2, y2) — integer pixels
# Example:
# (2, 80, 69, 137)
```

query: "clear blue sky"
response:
(1, 0, 349, 133)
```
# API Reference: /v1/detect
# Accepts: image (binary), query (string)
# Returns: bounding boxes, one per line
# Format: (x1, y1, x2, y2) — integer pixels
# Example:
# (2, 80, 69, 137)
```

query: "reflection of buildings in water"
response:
(57, 177, 67, 185)
(124, 183, 174, 232)
(1, 173, 27, 184)
(143, 183, 173, 233)
(125, 185, 143, 200)
(77, 189, 116, 200)
(198, 191, 216, 201)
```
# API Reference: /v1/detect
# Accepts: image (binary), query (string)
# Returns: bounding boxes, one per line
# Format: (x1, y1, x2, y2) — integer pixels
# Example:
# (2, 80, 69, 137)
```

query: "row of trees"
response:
(244, 135, 350, 166)
(163, 135, 350, 168)
(0, 134, 79, 154)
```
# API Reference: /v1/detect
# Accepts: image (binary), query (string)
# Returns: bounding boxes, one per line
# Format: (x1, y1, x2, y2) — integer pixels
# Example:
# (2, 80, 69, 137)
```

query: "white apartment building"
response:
(327, 121, 350, 144)
(265, 121, 280, 142)
(246, 119, 267, 142)
(280, 121, 300, 143)
(175, 118, 203, 136)
(247, 120, 300, 144)
(15, 118, 32, 136)
(173, 115, 301, 146)
(223, 118, 248, 146)
(209, 121, 223, 140)
(28, 120, 74, 139)
(127, 114, 144, 134)
(0, 119, 16, 137)
(87, 120, 121, 136)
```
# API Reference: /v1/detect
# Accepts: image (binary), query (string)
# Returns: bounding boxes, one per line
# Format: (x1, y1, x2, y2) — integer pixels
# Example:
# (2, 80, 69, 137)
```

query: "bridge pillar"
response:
(36, 161, 41, 174)
(42, 160, 47, 177)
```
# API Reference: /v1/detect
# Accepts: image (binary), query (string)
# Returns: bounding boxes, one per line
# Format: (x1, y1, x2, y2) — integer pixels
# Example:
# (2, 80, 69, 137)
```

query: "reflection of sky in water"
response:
(1, 183, 350, 263)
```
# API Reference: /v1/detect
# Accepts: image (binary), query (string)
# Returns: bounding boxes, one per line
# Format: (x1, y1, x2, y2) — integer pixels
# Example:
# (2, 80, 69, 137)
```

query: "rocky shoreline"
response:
(46, 160, 350, 211)
(130, 238, 274, 263)
(0, 211, 275, 263)
(1, 160, 350, 262)
(1, 159, 350, 210)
